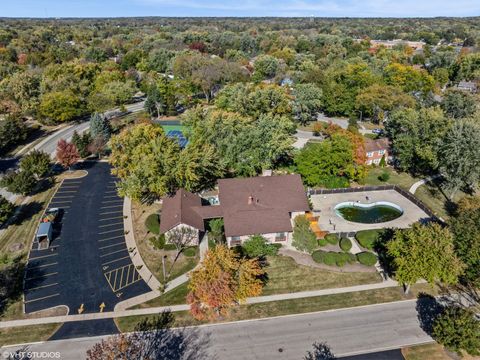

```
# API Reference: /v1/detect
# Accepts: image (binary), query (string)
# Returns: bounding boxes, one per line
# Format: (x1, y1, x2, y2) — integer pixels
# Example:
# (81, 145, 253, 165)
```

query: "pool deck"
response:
(310, 189, 430, 233)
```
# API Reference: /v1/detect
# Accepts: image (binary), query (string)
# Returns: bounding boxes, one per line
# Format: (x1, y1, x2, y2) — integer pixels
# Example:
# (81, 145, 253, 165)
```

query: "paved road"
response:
(2, 300, 433, 359)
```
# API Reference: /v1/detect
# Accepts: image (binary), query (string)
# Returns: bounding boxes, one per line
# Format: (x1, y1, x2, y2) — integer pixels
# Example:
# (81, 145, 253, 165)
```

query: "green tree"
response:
(450, 196, 480, 286)
(387, 223, 464, 293)
(252, 55, 279, 81)
(110, 123, 180, 202)
(71, 130, 92, 158)
(39, 91, 85, 123)
(441, 89, 477, 119)
(90, 112, 111, 142)
(384, 63, 435, 95)
(294, 134, 360, 187)
(438, 119, 480, 198)
(19, 150, 51, 180)
(292, 215, 318, 254)
(292, 83, 323, 125)
(0, 170, 37, 195)
(0, 116, 29, 156)
(0, 195, 14, 223)
(208, 218, 225, 244)
(433, 306, 480, 356)
(386, 107, 451, 174)
(242, 235, 279, 258)
(355, 84, 416, 123)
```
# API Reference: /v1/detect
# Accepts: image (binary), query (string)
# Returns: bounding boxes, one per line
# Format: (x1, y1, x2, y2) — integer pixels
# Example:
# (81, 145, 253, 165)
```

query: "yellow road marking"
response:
(101, 255, 130, 266)
(24, 293, 60, 304)
(25, 283, 58, 291)
(100, 248, 126, 258)
(104, 264, 140, 292)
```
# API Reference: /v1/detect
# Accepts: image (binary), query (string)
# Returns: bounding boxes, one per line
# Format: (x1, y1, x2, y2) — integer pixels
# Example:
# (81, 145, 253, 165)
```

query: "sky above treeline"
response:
(2, 0, 479, 18)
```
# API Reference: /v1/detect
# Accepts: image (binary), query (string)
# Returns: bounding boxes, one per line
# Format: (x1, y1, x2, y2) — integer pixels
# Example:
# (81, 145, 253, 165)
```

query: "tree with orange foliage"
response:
(56, 139, 79, 169)
(187, 245, 264, 320)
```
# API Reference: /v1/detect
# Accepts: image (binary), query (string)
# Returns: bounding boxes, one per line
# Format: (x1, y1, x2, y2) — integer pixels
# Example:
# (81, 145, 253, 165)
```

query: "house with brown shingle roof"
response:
(159, 174, 310, 247)
(364, 138, 390, 166)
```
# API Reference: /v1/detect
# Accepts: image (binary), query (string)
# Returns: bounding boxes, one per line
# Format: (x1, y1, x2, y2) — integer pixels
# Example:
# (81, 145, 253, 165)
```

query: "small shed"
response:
(36, 222, 53, 250)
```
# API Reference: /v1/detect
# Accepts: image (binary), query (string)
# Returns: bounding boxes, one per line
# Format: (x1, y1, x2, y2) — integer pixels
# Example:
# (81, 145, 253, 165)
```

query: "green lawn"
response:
(414, 178, 470, 220)
(133, 282, 189, 309)
(0, 323, 62, 346)
(262, 255, 381, 295)
(402, 343, 451, 360)
(362, 167, 418, 190)
(117, 283, 437, 331)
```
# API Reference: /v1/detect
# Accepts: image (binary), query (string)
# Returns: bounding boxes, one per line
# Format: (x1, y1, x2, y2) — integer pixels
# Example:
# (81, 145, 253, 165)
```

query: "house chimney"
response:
(248, 195, 254, 205)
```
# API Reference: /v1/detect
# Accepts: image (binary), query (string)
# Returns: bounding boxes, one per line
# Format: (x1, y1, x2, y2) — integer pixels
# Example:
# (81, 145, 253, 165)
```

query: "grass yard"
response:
(414, 178, 471, 220)
(362, 167, 419, 190)
(131, 202, 198, 285)
(402, 343, 455, 360)
(116, 283, 436, 331)
(133, 282, 190, 309)
(0, 323, 62, 347)
(262, 255, 381, 295)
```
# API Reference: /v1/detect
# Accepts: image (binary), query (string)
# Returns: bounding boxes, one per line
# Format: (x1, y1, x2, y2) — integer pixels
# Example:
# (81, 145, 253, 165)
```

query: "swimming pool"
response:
(334, 201, 403, 224)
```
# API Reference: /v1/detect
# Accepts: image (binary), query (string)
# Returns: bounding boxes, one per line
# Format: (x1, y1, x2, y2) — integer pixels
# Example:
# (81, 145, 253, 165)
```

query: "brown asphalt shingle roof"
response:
(365, 138, 390, 153)
(159, 189, 205, 234)
(218, 174, 309, 237)
(160, 174, 309, 237)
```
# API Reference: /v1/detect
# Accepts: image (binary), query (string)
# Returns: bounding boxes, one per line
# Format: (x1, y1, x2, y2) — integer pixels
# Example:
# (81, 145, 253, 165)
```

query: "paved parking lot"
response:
(24, 162, 150, 316)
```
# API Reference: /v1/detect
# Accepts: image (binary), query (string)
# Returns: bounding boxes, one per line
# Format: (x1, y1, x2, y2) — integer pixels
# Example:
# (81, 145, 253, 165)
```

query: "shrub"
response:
(318, 238, 328, 247)
(312, 250, 326, 263)
(163, 243, 177, 251)
(145, 213, 160, 234)
(325, 233, 339, 245)
(0, 170, 37, 195)
(357, 251, 378, 266)
(149, 234, 165, 250)
(339, 237, 352, 252)
(322, 252, 337, 266)
(242, 235, 279, 258)
(272, 243, 283, 250)
(183, 247, 197, 257)
(378, 171, 390, 182)
(335, 252, 351, 267)
(292, 215, 318, 254)
(355, 230, 382, 250)
(0, 195, 15, 223)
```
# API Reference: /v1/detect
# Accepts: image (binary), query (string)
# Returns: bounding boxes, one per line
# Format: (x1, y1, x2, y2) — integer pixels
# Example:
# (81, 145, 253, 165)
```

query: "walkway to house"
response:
(0, 279, 402, 329)
(409, 174, 441, 194)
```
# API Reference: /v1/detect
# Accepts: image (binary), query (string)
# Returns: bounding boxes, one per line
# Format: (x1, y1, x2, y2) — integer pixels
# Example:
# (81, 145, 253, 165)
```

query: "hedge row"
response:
(339, 237, 352, 252)
(312, 250, 356, 267)
(312, 250, 377, 267)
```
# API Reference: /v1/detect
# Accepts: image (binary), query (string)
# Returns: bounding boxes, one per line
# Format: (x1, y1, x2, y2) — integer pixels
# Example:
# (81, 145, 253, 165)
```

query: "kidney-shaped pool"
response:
(334, 201, 403, 224)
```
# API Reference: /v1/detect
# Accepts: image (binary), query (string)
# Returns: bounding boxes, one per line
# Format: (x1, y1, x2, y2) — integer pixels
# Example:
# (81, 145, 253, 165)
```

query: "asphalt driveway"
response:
(24, 162, 149, 317)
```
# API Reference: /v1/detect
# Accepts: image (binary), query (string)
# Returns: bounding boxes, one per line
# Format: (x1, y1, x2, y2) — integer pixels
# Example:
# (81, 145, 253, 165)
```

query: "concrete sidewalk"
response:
(0, 279, 402, 329)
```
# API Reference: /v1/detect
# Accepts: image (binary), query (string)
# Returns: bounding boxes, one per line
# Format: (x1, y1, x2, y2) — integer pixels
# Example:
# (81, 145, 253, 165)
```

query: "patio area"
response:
(310, 189, 430, 233)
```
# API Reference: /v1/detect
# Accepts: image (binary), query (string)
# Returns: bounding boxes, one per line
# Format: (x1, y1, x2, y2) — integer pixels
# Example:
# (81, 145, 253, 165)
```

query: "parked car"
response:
(372, 128, 384, 135)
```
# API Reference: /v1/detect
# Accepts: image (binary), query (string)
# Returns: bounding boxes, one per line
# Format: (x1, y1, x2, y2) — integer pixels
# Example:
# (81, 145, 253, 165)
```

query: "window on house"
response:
(378, 150, 385, 155)
(230, 236, 241, 246)
(367, 152, 373, 157)
(275, 232, 286, 241)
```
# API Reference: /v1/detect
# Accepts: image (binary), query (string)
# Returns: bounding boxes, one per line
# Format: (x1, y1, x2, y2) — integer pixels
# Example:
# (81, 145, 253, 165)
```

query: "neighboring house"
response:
(455, 80, 477, 93)
(159, 174, 310, 247)
(365, 138, 390, 166)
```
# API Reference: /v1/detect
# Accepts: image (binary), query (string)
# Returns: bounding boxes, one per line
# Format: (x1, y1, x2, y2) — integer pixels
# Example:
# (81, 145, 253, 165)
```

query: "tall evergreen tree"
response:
(89, 112, 111, 142)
